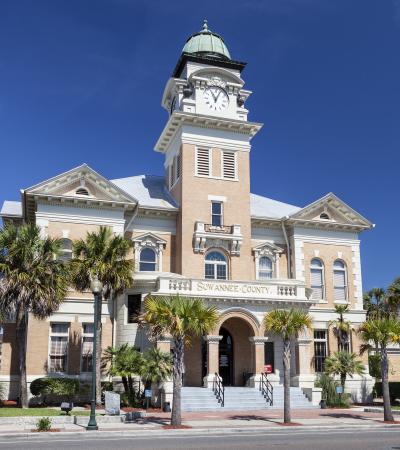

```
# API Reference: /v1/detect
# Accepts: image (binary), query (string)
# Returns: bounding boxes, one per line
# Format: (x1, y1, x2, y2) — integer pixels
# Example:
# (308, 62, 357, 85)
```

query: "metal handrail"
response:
(260, 372, 273, 406)
(213, 373, 225, 407)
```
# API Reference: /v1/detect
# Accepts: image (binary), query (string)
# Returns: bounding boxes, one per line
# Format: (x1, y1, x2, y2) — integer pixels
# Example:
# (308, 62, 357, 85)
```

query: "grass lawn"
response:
(0, 408, 92, 417)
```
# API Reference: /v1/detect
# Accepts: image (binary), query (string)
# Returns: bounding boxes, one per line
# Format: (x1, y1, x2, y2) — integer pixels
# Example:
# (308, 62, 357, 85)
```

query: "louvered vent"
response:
(176, 153, 181, 180)
(196, 148, 210, 176)
(222, 151, 236, 179)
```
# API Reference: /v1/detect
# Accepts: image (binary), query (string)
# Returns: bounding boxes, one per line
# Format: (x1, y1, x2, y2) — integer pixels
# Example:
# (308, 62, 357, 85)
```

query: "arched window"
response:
(139, 248, 156, 271)
(59, 238, 72, 261)
(319, 212, 330, 220)
(205, 251, 227, 280)
(333, 260, 347, 302)
(259, 256, 273, 280)
(310, 258, 324, 300)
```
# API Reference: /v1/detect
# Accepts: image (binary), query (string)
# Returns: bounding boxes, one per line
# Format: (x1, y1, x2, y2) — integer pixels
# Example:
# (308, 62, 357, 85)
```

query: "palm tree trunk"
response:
(171, 336, 184, 426)
(122, 376, 129, 394)
(16, 306, 28, 408)
(283, 338, 291, 423)
(380, 345, 394, 422)
(95, 294, 103, 405)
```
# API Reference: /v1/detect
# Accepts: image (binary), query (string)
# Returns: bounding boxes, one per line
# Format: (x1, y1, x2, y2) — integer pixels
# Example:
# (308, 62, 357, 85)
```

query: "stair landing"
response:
(181, 386, 315, 412)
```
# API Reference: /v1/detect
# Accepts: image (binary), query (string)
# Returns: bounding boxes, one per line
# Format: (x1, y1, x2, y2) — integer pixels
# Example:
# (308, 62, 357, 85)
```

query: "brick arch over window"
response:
(212, 308, 262, 337)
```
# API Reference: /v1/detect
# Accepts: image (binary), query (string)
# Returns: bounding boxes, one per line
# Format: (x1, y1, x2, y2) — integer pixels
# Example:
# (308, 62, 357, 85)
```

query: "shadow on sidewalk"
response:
(227, 415, 278, 423)
(319, 413, 374, 421)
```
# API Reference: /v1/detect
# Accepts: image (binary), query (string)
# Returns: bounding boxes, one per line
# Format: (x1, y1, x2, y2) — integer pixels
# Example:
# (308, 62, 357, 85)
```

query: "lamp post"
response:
(87, 276, 103, 431)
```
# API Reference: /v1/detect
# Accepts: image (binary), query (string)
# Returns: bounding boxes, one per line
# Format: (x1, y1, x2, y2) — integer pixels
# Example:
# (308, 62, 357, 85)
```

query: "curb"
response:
(1, 422, 400, 439)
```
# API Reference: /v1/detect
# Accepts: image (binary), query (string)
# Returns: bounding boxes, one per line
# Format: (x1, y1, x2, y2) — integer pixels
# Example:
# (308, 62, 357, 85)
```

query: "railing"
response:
(277, 285, 297, 296)
(204, 224, 233, 234)
(213, 373, 225, 407)
(260, 372, 273, 406)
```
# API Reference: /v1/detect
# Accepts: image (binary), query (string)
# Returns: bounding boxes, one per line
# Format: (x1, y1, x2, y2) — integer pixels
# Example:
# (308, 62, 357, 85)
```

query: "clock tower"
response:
(155, 21, 263, 279)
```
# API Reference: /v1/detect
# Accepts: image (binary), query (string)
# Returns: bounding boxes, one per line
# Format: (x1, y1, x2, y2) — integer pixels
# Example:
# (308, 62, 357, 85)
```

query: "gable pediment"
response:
(25, 164, 137, 205)
(252, 241, 283, 256)
(289, 193, 372, 229)
(133, 232, 167, 247)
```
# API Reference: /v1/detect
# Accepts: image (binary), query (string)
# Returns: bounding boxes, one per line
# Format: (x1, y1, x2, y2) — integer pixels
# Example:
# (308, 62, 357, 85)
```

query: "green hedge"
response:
(30, 378, 80, 399)
(374, 382, 400, 403)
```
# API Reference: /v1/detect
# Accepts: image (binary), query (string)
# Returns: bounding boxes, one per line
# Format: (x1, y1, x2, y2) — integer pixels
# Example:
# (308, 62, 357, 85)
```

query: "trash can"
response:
(320, 399, 327, 409)
(163, 401, 171, 412)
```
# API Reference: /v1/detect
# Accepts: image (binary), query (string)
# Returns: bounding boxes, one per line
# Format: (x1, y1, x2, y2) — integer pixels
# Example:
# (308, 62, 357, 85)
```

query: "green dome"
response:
(182, 20, 231, 60)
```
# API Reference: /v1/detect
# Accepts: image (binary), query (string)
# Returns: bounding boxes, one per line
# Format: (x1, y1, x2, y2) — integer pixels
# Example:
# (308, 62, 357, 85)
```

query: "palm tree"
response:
(103, 344, 142, 400)
(264, 308, 312, 423)
(358, 317, 400, 422)
(324, 351, 365, 393)
(0, 224, 69, 407)
(140, 295, 219, 426)
(329, 304, 351, 351)
(140, 347, 173, 389)
(387, 278, 400, 313)
(363, 288, 390, 319)
(70, 226, 133, 404)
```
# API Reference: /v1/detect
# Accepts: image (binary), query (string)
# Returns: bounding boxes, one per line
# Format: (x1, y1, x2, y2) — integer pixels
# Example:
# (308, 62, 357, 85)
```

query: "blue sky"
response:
(0, 0, 399, 291)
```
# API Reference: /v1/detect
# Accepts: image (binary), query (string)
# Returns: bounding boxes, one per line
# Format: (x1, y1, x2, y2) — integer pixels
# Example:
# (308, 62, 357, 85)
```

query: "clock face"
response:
(203, 87, 229, 112)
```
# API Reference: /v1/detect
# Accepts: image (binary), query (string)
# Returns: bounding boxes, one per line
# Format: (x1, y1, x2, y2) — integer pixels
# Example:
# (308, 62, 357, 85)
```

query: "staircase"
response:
(181, 386, 315, 412)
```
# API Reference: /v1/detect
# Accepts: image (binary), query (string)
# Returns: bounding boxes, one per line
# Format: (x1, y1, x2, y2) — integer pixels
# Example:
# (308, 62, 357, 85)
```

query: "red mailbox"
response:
(264, 364, 273, 374)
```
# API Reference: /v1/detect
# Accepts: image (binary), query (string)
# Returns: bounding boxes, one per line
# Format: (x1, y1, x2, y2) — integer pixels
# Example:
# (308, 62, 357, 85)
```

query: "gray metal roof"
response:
(111, 175, 178, 210)
(0, 200, 22, 218)
(250, 193, 300, 219)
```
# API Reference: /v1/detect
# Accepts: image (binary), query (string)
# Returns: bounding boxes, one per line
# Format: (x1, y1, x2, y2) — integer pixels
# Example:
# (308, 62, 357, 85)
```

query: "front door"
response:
(219, 328, 234, 386)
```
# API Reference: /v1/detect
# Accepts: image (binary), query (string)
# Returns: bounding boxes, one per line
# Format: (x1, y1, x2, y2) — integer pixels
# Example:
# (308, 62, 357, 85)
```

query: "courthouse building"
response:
(0, 22, 374, 403)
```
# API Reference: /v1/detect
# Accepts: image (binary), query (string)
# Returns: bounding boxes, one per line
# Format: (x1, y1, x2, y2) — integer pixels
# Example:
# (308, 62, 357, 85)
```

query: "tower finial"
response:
(203, 19, 208, 31)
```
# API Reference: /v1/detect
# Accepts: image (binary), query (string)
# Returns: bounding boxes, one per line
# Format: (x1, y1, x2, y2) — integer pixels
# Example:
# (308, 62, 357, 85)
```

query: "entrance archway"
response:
(218, 316, 255, 386)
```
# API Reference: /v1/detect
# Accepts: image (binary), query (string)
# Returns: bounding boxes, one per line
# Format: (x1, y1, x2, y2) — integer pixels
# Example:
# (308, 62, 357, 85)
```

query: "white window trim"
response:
(333, 260, 348, 304)
(220, 150, 238, 181)
(211, 201, 223, 227)
(133, 234, 166, 273)
(204, 250, 229, 280)
(48, 323, 70, 374)
(124, 293, 144, 326)
(253, 244, 281, 281)
(310, 258, 326, 301)
(195, 147, 212, 178)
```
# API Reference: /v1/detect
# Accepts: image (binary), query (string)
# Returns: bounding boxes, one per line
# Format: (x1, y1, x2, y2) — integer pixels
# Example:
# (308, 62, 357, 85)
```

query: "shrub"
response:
(30, 378, 80, 402)
(315, 373, 350, 407)
(0, 383, 6, 402)
(36, 417, 52, 432)
(368, 354, 381, 379)
(374, 382, 400, 403)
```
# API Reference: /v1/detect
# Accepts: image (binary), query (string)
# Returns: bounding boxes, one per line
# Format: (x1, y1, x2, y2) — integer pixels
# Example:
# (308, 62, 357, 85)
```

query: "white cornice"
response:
(154, 112, 262, 153)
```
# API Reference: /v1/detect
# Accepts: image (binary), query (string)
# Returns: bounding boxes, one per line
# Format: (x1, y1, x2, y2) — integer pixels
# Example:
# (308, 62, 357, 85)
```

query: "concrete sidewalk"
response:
(0, 408, 399, 437)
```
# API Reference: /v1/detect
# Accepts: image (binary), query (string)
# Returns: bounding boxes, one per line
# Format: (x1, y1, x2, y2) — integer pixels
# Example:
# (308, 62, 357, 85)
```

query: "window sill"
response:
(334, 300, 349, 305)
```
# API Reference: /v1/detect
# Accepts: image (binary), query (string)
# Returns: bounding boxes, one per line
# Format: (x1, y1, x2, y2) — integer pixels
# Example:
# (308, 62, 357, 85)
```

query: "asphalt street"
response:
(1, 428, 400, 450)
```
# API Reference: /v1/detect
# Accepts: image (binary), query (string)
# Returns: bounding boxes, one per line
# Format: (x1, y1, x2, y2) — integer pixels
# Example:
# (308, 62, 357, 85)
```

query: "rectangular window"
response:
(196, 148, 211, 176)
(81, 323, 94, 373)
(211, 202, 223, 226)
(222, 151, 236, 179)
(264, 342, 275, 373)
(49, 323, 69, 373)
(127, 294, 141, 324)
(314, 330, 327, 373)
